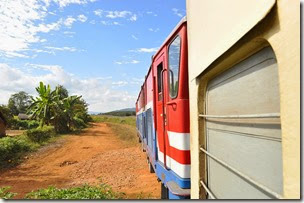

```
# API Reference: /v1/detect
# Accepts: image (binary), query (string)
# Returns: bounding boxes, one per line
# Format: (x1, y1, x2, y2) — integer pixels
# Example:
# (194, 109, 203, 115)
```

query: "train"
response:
(135, 0, 300, 199)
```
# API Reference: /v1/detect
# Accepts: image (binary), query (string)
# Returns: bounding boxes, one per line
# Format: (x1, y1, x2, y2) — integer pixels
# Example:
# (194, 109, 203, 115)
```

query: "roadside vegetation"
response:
(0, 187, 17, 199)
(0, 127, 60, 169)
(1, 184, 122, 200)
(25, 184, 122, 199)
(0, 82, 91, 170)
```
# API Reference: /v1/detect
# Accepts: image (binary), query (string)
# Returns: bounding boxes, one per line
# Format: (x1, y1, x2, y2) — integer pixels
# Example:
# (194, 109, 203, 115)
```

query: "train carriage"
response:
(136, 18, 190, 199)
(136, 0, 299, 199)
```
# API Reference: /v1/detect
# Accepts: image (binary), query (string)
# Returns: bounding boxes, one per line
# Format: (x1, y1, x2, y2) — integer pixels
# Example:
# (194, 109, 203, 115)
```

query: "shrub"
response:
(0, 136, 35, 168)
(10, 118, 39, 130)
(0, 187, 17, 199)
(25, 184, 122, 199)
(26, 126, 55, 143)
(27, 120, 40, 129)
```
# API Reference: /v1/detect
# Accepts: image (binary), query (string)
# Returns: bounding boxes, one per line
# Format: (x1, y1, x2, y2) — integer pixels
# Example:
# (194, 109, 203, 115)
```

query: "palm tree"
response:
(62, 95, 82, 130)
(28, 82, 58, 127)
(28, 82, 90, 132)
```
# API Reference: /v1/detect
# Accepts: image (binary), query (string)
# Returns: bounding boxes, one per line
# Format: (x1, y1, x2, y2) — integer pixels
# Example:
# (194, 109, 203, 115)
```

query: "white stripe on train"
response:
(168, 131, 190, 151)
(136, 101, 153, 115)
(137, 102, 190, 179)
(157, 139, 190, 179)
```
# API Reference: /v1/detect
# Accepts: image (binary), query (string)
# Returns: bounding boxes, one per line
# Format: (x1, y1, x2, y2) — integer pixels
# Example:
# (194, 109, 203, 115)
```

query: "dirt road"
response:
(0, 123, 160, 199)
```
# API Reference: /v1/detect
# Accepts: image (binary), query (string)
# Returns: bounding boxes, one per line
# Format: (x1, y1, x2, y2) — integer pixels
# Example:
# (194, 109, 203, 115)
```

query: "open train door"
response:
(187, 0, 300, 199)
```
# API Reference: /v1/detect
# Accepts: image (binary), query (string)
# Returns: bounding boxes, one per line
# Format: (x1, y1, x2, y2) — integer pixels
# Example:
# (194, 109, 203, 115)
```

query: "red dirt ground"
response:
(0, 123, 160, 199)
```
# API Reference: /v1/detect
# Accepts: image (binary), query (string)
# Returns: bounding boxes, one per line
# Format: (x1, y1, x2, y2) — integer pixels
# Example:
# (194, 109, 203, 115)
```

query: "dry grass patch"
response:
(106, 123, 138, 146)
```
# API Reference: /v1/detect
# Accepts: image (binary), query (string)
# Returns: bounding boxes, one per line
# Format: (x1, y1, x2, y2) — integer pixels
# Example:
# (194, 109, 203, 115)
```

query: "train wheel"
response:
(161, 183, 169, 199)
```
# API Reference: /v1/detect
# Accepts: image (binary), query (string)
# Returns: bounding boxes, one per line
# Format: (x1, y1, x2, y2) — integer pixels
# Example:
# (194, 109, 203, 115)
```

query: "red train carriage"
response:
(135, 17, 189, 199)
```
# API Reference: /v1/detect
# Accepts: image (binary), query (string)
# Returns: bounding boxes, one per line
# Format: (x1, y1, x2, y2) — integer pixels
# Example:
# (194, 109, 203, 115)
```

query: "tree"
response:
(0, 105, 13, 127)
(62, 95, 82, 130)
(28, 82, 58, 127)
(8, 91, 32, 115)
(28, 82, 91, 133)
(56, 85, 69, 100)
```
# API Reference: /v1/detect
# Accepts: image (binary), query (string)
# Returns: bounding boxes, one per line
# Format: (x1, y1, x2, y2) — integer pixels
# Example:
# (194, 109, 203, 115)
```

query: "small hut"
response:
(0, 111, 7, 138)
(18, 113, 29, 120)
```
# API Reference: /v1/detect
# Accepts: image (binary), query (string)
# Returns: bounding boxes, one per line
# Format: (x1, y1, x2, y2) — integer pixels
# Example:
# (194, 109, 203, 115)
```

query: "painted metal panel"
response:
(205, 47, 283, 199)
(186, 0, 275, 80)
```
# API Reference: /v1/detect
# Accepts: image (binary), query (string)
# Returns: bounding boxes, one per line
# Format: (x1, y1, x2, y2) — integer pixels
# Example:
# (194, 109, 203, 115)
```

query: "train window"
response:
(157, 63, 163, 101)
(168, 35, 181, 98)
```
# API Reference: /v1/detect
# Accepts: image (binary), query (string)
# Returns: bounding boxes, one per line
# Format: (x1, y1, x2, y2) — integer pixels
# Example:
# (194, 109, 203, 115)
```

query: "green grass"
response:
(91, 115, 136, 126)
(0, 187, 17, 199)
(25, 184, 122, 199)
(0, 129, 61, 170)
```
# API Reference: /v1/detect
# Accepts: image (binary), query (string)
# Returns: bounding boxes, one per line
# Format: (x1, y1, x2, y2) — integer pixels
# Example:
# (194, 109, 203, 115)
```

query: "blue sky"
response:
(0, 0, 185, 112)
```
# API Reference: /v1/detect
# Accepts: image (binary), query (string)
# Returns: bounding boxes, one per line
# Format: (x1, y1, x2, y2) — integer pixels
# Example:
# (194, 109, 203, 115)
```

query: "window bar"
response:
(200, 147, 283, 199)
(200, 180, 216, 199)
(199, 113, 280, 119)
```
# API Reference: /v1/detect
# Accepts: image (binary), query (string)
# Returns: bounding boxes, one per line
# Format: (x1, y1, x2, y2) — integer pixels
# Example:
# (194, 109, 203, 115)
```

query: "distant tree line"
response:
(100, 111, 135, 117)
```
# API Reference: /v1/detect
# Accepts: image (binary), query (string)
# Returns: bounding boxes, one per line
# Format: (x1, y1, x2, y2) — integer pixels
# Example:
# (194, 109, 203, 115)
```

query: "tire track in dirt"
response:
(0, 123, 160, 199)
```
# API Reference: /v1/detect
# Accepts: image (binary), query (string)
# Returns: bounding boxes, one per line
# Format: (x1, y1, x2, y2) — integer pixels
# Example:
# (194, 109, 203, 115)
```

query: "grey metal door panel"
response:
(206, 47, 280, 115)
(207, 128, 282, 198)
(205, 47, 283, 199)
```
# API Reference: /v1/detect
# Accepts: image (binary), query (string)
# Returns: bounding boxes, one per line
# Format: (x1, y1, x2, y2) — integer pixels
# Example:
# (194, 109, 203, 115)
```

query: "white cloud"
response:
(113, 21, 121, 25)
(146, 11, 157, 17)
(0, 0, 95, 58)
(77, 14, 88, 22)
(30, 49, 55, 55)
(112, 81, 128, 87)
(131, 35, 138, 40)
(129, 47, 158, 53)
(63, 31, 75, 37)
(32, 19, 63, 33)
(114, 60, 140, 65)
(0, 1, 50, 55)
(0, 63, 137, 112)
(3, 52, 30, 58)
(94, 9, 137, 22)
(106, 11, 132, 19)
(148, 28, 160, 32)
(64, 17, 77, 27)
(45, 46, 84, 52)
(94, 9, 103, 17)
(129, 14, 137, 21)
(172, 8, 184, 17)
(52, 0, 89, 8)
(100, 21, 121, 26)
